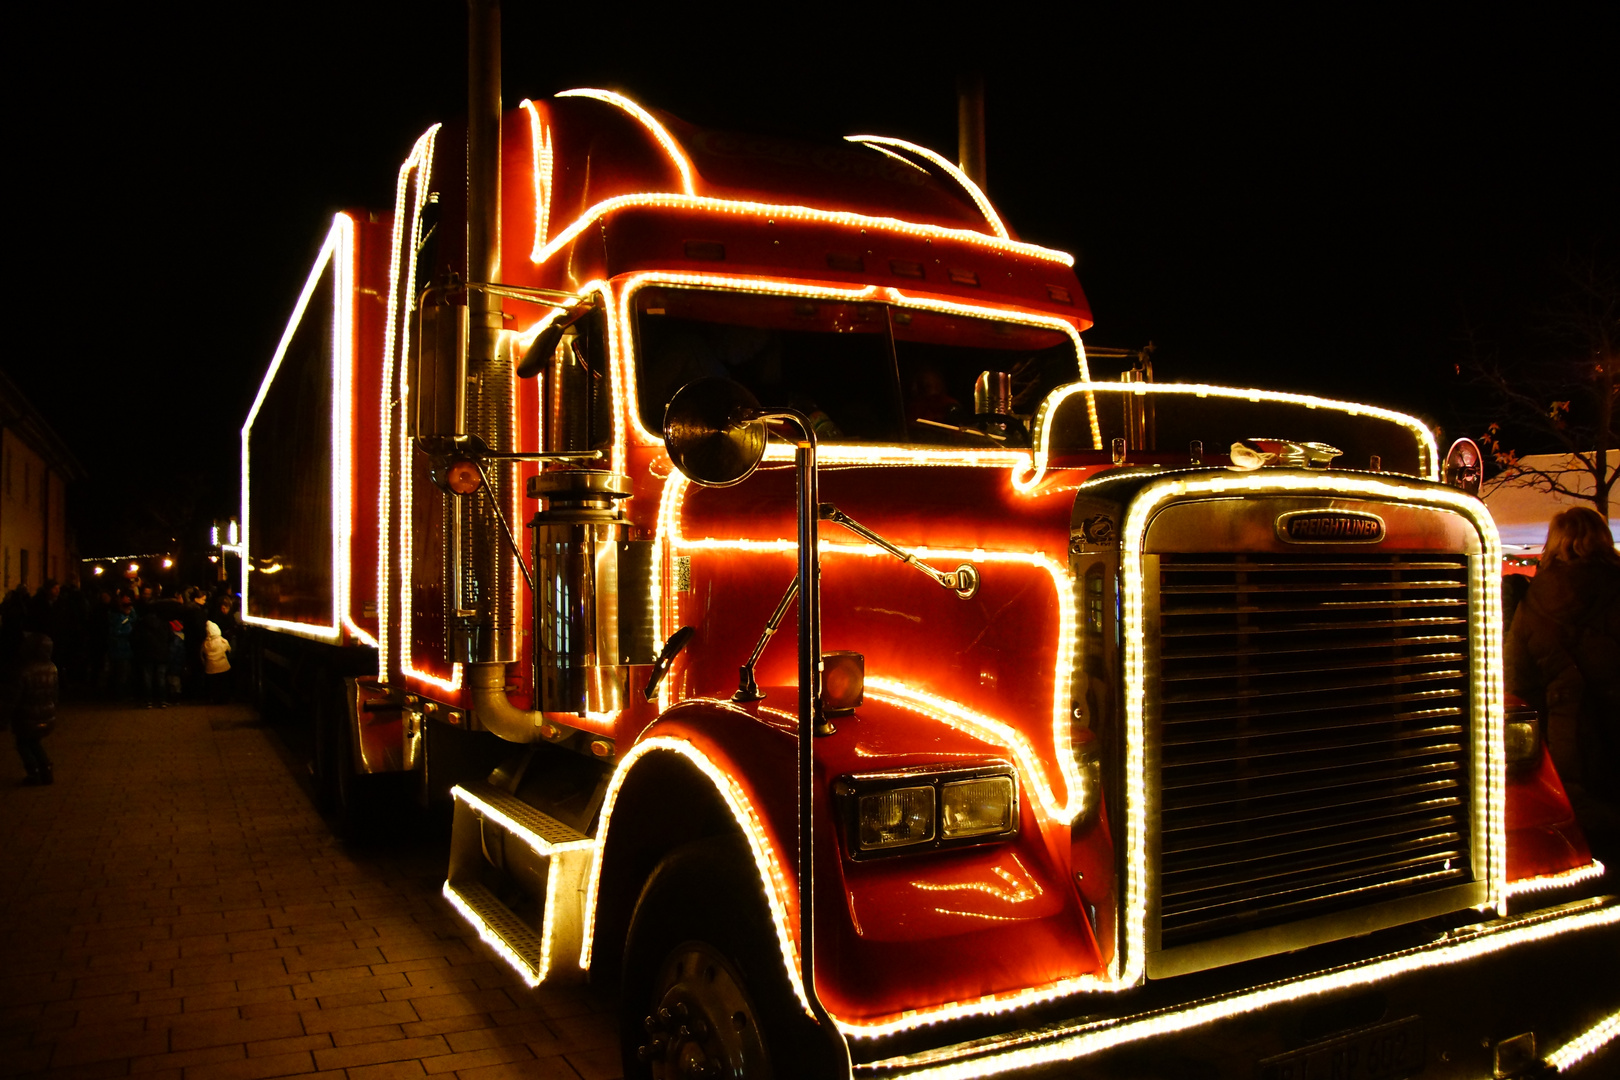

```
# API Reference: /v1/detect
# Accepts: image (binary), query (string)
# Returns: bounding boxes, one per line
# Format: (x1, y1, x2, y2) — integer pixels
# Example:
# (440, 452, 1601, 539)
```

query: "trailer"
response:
(238, 52, 1618, 1080)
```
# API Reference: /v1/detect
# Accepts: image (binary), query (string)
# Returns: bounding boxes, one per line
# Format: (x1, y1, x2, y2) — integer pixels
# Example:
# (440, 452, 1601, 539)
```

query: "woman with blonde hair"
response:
(1506, 506, 1620, 861)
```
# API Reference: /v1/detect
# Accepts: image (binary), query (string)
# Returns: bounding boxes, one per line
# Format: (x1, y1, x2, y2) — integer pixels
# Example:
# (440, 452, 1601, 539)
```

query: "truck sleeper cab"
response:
(238, 91, 1619, 1080)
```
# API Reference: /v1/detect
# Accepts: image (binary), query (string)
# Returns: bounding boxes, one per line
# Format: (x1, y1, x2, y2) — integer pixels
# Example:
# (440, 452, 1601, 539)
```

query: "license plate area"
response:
(1259, 1015, 1425, 1080)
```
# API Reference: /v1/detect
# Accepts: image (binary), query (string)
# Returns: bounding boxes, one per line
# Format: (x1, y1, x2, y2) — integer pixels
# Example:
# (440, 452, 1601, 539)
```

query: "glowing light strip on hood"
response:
(1019, 381, 1441, 492)
(556, 88, 695, 195)
(877, 901, 1620, 1078)
(846, 135, 1009, 239)
(377, 126, 440, 681)
(241, 213, 353, 644)
(1117, 472, 1506, 990)
(1506, 859, 1604, 897)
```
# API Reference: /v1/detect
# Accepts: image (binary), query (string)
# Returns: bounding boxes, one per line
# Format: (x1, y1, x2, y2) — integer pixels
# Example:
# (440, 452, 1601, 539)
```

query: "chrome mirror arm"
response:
(818, 504, 981, 600)
(733, 575, 800, 702)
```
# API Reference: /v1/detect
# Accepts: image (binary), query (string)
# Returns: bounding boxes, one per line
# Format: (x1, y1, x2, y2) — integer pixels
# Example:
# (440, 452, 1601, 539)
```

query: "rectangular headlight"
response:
(942, 776, 1015, 839)
(857, 786, 935, 851)
(838, 765, 1018, 858)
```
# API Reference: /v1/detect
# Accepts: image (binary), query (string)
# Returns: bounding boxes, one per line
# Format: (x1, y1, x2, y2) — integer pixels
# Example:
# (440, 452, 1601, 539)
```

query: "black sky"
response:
(11, 5, 1618, 553)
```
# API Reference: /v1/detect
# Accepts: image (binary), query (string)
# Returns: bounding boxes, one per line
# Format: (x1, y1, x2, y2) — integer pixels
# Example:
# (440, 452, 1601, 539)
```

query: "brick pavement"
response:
(0, 697, 621, 1080)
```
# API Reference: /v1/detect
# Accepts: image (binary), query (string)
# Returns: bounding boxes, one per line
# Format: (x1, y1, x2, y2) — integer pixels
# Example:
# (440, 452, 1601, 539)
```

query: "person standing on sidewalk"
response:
(7, 632, 58, 784)
(201, 620, 232, 704)
(1506, 506, 1620, 863)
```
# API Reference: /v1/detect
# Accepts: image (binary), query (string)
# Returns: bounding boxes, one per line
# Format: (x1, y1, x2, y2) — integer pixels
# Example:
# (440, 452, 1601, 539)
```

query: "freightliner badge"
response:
(1276, 510, 1386, 544)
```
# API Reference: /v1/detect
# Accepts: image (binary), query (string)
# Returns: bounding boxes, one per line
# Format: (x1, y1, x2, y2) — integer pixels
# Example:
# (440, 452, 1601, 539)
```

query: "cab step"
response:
(445, 781, 597, 986)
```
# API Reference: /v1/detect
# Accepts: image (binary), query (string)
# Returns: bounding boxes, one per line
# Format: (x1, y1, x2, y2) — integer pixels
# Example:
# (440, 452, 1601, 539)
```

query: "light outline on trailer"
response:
(241, 212, 359, 645)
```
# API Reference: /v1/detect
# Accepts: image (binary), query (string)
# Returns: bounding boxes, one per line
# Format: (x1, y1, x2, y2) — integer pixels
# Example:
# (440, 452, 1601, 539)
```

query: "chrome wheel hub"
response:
(637, 941, 769, 1078)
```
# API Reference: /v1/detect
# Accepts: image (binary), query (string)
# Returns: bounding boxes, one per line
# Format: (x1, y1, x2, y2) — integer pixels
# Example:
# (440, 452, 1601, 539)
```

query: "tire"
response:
(620, 837, 838, 1080)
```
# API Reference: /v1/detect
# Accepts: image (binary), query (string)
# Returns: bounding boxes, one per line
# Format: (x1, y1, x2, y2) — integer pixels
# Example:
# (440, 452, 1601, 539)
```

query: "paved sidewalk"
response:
(0, 697, 620, 1080)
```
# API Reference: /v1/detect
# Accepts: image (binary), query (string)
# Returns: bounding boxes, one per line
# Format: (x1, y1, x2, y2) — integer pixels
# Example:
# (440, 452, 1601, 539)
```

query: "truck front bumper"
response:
(858, 896, 1620, 1079)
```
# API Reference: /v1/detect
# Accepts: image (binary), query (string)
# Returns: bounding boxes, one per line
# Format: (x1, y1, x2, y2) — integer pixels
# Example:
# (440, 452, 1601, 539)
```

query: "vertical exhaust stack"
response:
(460, 0, 515, 666)
(957, 71, 987, 192)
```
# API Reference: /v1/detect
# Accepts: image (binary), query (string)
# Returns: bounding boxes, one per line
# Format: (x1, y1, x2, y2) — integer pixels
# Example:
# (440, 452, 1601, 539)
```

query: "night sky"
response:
(13, 5, 1617, 558)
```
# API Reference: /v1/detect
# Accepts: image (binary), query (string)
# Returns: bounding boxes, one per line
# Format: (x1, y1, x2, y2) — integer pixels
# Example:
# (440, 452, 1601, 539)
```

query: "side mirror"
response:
(1444, 437, 1482, 496)
(662, 378, 769, 487)
(516, 305, 591, 378)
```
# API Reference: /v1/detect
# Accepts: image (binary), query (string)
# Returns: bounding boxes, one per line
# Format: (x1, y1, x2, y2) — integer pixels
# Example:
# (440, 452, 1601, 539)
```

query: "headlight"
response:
(837, 766, 1018, 858)
(1504, 696, 1542, 769)
(858, 786, 935, 850)
(942, 777, 1014, 838)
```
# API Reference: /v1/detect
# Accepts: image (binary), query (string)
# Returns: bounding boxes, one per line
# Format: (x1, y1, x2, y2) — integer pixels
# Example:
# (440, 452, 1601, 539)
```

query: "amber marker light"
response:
(444, 460, 484, 495)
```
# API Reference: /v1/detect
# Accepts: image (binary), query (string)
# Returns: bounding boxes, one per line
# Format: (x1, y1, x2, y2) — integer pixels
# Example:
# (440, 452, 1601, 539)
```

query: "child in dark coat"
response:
(9, 632, 58, 784)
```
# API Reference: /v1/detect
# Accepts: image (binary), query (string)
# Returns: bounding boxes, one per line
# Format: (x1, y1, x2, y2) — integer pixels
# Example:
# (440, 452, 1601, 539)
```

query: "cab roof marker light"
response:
(441, 882, 541, 988)
(378, 126, 440, 680)
(530, 192, 1075, 270)
(1117, 472, 1506, 990)
(520, 100, 555, 258)
(579, 738, 814, 1016)
(241, 213, 352, 644)
(847, 135, 1009, 239)
(556, 88, 695, 196)
(1506, 859, 1605, 897)
(882, 903, 1620, 1078)
(1544, 1008, 1620, 1074)
(1019, 382, 1442, 493)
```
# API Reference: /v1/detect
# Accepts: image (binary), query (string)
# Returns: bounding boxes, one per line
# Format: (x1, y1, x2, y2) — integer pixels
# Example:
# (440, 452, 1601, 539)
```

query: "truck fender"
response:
(584, 717, 803, 1001)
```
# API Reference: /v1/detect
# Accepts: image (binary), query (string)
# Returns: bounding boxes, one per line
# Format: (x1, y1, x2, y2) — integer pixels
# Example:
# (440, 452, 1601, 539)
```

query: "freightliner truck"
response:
(237, 19, 1618, 1079)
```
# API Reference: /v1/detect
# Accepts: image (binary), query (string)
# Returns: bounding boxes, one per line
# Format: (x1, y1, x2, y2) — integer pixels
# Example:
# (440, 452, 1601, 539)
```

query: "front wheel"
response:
(621, 837, 835, 1079)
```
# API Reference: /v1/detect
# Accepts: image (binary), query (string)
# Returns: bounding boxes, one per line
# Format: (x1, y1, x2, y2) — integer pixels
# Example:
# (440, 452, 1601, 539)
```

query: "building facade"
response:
(0, 371, 83, 592)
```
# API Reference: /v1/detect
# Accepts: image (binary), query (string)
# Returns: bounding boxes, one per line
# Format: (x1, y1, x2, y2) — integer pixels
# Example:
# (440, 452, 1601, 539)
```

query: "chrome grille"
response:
(1154, 553, 1473, 950)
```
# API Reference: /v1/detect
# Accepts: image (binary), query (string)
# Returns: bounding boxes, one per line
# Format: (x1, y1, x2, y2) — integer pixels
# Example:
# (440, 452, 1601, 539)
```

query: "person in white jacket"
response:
(201, 620, 232, 703)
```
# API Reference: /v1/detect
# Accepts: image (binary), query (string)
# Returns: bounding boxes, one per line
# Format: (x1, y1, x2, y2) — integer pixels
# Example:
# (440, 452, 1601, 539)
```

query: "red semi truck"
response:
(239, 78, 1618, 1079)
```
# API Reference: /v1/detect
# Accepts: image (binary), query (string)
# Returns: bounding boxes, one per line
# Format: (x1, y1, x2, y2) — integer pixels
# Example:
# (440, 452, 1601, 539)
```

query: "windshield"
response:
(632, 287, 1079, 446)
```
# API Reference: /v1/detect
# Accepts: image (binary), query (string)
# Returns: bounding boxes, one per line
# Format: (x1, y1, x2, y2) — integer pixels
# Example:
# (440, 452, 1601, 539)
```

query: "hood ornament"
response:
(1228, 438, 1343, 471)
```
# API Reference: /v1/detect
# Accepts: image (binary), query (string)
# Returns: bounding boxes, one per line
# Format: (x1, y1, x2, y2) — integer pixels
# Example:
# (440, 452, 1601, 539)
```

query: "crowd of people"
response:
(4, 578, 238, 784)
